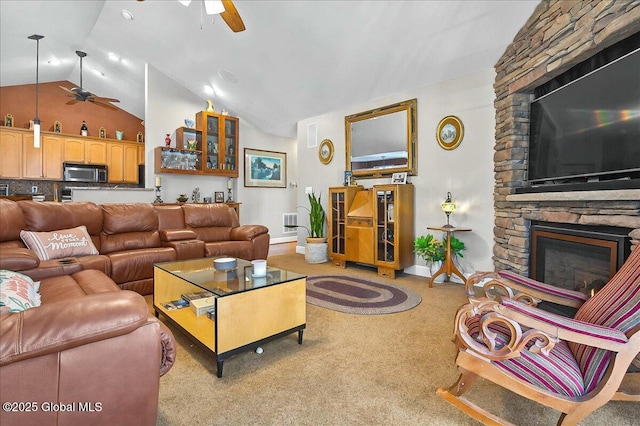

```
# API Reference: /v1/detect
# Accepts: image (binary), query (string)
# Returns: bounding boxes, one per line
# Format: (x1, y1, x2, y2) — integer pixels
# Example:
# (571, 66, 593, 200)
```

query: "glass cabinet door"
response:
(331, 191, 347, 255)
(205, 115, 220, 171)
(223, 117, 238, 172)
(376, 189, 395, 263)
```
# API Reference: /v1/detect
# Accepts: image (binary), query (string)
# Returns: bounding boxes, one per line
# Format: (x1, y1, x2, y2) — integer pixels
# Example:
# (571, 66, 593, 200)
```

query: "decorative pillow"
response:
(0, 270, 41, 313)
(20, 226, 99, 261)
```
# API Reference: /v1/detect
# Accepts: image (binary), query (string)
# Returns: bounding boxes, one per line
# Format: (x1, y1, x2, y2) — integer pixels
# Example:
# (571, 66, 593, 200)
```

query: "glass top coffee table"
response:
(154, 257, 306, 377)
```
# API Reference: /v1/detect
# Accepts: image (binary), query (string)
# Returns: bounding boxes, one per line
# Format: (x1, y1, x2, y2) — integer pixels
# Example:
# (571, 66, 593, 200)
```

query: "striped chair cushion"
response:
(571, 246, 640, 393)
(464, 315, 586, 397)
(498, 270, 589, 304)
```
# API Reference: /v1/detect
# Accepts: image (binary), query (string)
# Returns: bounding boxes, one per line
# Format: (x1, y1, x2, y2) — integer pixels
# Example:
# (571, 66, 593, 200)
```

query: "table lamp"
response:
(441, 192, 456, 228)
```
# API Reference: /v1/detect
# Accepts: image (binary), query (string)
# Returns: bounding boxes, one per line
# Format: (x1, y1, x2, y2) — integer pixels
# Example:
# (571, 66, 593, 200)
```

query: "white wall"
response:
(296, 69, 496, 277)
(145, 64, 298, 241)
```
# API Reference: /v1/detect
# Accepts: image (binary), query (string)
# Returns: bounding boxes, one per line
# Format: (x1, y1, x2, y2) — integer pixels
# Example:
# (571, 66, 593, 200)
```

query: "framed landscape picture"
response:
(244, 148, 287, 188)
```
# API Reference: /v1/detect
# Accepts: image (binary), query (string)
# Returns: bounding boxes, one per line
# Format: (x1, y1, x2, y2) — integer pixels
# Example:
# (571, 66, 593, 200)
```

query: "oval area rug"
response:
(306, 275, 421, 315)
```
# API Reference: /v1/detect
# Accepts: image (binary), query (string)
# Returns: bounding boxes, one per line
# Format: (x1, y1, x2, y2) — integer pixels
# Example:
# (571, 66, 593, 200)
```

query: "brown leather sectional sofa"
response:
(0, 199, 271, 424)
(0, 199, 270, 295)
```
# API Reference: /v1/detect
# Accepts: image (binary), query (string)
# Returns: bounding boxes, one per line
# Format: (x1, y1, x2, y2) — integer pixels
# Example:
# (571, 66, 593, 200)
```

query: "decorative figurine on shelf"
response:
(192, 187, 201, 203)
(165, 133, 171, 147)
(206, 99, 215, 112)
(80, 121, 88, 136)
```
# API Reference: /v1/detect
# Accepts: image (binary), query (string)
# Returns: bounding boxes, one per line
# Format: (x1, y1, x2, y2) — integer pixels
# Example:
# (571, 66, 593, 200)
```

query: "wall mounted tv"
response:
(525, 45, 640, 192)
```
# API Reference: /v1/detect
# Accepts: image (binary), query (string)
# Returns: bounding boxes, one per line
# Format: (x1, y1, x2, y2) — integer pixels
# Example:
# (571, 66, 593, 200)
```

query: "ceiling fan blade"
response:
(59, 85, 77, 96)
(66, 99, 78, 106)
(89, 98, 118, 110)
(220, 0, 245, 32)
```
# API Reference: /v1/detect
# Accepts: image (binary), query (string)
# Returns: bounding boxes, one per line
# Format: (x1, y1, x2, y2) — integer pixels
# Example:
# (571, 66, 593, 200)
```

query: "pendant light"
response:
(28, 34, 44, 148)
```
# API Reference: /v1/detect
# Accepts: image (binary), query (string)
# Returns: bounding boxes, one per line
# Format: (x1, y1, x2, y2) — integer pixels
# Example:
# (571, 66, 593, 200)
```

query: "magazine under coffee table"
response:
(153, 257, 306, 377)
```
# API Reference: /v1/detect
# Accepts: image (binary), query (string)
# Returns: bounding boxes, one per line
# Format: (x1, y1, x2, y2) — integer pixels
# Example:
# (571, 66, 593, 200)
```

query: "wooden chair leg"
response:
(437, 370, 515, 426)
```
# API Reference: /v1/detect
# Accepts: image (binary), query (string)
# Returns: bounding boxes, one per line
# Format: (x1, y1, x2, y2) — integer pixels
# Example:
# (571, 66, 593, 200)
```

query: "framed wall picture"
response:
(54, 121, 62, 133)
(214, 192, 225, 203)
(391, 172, 407, 184)
(4, 114, 13, 127)
(244, 148, 287, 188)
(318, 139, 334, 165)
(436, 115, 464, 150)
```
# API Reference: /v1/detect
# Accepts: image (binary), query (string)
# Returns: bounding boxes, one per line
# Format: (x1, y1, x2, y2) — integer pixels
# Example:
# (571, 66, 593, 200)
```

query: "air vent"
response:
(283, 213, 298, 234)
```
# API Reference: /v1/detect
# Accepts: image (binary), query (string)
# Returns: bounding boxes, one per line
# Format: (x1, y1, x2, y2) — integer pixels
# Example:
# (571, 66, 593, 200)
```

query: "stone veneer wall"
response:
(493, 0, 640, 274)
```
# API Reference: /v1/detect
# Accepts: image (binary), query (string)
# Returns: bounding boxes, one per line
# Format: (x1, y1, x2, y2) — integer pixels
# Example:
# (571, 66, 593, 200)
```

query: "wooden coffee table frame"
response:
(154, 265, 306, 377)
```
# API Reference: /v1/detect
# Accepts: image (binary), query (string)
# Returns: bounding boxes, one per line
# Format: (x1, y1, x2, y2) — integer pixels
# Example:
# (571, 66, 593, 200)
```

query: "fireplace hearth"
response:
(531, 222, 631, 296)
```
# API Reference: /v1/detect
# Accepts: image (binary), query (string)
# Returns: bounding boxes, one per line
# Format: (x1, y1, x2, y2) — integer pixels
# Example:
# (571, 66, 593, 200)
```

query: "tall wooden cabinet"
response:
(155, 111, 239, 178)
(328, 184, 414, 278)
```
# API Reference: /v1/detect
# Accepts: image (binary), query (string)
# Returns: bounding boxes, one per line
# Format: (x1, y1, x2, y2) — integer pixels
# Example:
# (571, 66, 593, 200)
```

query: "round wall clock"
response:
(436, 116, 464, 150)
(318, 139, 334, 164)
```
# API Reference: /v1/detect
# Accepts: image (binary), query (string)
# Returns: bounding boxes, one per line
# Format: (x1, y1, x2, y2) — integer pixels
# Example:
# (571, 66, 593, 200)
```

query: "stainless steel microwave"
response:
(63, 163, 108, 183)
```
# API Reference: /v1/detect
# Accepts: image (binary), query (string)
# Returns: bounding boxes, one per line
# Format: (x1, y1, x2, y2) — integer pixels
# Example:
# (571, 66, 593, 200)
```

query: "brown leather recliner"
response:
(0, 269, 176, 426)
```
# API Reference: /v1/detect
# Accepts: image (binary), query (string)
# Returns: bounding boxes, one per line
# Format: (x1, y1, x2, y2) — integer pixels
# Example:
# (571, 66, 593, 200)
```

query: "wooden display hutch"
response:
(328, 184, 414, 278)
(154, 111, 239, 178)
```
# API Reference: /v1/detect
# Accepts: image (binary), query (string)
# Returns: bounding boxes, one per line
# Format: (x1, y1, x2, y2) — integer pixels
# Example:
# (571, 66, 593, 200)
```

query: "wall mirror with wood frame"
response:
(345, 98, 417, 179)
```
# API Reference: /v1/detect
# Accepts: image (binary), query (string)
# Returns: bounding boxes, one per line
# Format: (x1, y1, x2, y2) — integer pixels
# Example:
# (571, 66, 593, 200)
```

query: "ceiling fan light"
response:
(204, 0, 225, 15)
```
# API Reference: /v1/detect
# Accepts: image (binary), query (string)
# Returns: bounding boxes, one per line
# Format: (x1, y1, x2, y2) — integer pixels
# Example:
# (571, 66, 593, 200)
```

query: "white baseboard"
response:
(270, 236, 297, 244)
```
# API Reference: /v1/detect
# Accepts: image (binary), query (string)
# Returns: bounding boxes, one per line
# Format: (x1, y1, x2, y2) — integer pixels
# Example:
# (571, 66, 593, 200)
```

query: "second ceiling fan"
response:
(59, 50, 120, 110)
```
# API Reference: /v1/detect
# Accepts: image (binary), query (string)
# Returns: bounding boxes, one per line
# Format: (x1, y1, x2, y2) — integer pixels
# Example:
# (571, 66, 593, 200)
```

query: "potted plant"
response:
(285, 191, 328, 263)
(414, 234, 446, 282)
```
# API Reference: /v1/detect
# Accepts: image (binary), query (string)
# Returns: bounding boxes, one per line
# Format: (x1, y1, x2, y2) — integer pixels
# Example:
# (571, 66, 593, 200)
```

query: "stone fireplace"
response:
(492, 0, 640, 277)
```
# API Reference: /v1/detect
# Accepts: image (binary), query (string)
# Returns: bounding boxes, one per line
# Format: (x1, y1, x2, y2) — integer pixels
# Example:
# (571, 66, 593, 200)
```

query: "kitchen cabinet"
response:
(107, 142, 138, 183)
(23, 135, 64, 180)
(0, 128, 23, 178)
(86, 140, 107, 164)
(64, 138, 86, 163)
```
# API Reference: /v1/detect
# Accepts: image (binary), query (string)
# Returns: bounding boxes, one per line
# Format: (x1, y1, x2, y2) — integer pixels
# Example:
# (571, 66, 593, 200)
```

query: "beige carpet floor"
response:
(151, 254, 638, 425)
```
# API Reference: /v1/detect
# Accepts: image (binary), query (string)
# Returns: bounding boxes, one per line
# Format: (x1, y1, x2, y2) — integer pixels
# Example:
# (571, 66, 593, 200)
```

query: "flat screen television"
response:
(527, 47, 640, 189)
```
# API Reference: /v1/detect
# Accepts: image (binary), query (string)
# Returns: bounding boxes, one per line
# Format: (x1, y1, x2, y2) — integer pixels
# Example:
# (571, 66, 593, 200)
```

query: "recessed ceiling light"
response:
(204, 85, 215, 95)
(93, 68, 105, 77)
(218, 69, 238, 84)
(108, 52, 120, 62)
(121, 10, 134, 20)
(47, 59, 61, 66)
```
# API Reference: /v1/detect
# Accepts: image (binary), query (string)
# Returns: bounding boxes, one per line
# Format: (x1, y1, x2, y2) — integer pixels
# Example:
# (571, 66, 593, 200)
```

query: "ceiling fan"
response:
(58, 51, 120, 110)
(138, 0, 245, 32)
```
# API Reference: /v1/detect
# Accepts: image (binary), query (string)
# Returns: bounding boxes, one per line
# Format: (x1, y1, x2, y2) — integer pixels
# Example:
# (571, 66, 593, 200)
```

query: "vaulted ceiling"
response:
(0, 0, 539, 138)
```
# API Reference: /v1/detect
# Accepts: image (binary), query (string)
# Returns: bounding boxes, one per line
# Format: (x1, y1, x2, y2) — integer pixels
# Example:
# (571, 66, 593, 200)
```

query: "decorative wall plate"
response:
(436, 115, 464, 150)
(319, 139, 334, 164)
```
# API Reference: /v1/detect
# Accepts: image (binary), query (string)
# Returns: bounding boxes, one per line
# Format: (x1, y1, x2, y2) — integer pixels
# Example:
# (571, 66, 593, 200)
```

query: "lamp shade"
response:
(441, 192, 456, 213)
